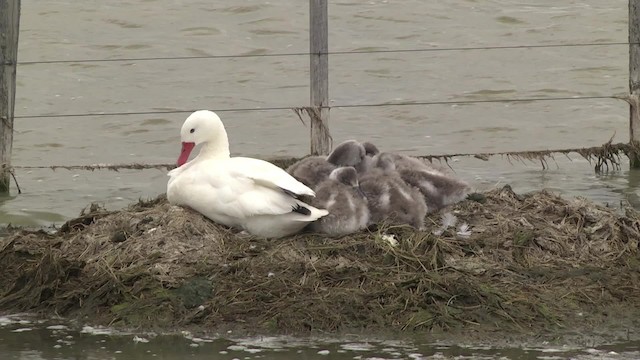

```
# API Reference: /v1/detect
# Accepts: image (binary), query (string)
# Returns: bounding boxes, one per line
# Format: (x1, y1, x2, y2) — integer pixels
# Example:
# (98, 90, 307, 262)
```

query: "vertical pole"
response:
(630, 0, 640, 168)
(309, 0, 331, 155)
(0, 0, 20, 193)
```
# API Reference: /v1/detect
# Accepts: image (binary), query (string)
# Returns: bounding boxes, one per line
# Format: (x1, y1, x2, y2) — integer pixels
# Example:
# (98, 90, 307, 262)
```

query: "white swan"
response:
(166, 110, 329, 238)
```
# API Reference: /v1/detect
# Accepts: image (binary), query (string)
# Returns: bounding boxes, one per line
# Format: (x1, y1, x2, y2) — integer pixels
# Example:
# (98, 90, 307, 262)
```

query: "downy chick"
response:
(326, 140, 371, 174)
(362, 141, 380, 157)
(287, 140, 369, 189)
(286, 156, 336, 189)
(398, 168, 471, 212)
(382, 152, 448, 174)
(358, 141, 381, 173)
(307, 167, 370, 237)
(374, 152, 471, 212)
(359, 155, 427, 229)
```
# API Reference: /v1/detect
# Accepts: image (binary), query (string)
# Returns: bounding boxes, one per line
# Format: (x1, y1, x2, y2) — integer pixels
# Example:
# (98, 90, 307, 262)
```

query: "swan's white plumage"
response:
(167, 110, 327, 238)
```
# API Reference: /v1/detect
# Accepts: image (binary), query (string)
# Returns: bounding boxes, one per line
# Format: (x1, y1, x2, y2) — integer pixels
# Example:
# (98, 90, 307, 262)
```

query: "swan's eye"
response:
(190, 128, 195, 134)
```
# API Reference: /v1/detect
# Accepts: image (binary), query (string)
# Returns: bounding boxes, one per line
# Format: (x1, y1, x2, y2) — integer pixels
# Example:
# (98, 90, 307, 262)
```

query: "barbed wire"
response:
(9, 163, 176, 171)
(12, 95, 623, 120)
(6, 41, 636, 66)
(1, 140, 632, 174)
(419, 138, 630, 173)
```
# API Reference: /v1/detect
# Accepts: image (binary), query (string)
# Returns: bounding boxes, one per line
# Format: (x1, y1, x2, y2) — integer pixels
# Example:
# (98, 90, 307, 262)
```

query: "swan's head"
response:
(326, 140, 366, 167)
(177, 110, 226, 166)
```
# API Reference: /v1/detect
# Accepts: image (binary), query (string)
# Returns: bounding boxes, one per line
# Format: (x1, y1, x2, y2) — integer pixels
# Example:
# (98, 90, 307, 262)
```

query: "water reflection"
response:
(1, 314, 640, 360)
(0, 194, 67, 227)
(605, 168, 640, 209)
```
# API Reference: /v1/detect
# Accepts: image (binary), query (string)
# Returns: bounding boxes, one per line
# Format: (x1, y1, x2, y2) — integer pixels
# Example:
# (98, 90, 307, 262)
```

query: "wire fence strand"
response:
(8, 41, 636, 66)
(12, 95, 624, 119)
(2, 40, 634, 178)
(1, 139, 633, 174)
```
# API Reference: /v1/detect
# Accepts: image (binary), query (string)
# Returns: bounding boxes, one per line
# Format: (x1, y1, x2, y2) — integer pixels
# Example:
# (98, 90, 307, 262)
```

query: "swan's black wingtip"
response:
(280, 187, 300, 199)
(292, 204, 312, 216)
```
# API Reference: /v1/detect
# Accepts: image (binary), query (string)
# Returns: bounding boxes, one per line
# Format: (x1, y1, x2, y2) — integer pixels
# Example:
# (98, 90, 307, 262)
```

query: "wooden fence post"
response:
(0, 0, 20, 193)
(309, 0, 331, 155)
(630, 0, 640, 168)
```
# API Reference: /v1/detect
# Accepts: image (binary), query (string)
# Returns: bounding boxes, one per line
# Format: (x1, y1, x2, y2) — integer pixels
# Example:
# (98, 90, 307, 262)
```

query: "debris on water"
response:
(81, 326, 114, 336)
(0, 316, 19, 326)
(341, 343, 376, 351)
(191, 337, 213, 343)
(133, 335, 149, 343)
(11, 328, 32, 332)
(46, 325, 68, 330)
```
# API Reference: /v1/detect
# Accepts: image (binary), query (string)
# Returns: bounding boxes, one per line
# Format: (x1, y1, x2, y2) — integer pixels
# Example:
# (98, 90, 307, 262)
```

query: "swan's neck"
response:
(197, 133, 231, 160)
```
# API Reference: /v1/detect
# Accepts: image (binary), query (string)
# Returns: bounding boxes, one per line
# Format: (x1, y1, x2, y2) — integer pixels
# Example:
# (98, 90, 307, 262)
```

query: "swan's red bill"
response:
(177, 142, 196, 166)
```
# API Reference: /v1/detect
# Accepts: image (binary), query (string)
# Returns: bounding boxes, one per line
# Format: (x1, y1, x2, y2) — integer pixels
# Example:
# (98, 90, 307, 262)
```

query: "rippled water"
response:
(0, 0, 635, 226)
(1, 314, 640, 360)
(1, 1, 639, 354)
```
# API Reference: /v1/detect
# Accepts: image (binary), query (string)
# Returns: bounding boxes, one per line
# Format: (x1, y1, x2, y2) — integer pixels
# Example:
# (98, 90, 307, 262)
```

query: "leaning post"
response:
(0, 0, 20, 193)
(630, 0, 640, 168)
(309, 0, 331, 155)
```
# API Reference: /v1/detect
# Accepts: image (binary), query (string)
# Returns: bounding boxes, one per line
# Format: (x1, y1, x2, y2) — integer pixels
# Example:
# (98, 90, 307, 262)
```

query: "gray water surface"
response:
(1, 314, 640, 360)
(2, 1, 639, 358)
(1, 0, 636, 225)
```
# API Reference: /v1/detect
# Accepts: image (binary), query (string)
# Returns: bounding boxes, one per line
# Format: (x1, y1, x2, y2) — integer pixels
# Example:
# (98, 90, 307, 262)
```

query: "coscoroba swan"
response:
(166, 110, 329, 238)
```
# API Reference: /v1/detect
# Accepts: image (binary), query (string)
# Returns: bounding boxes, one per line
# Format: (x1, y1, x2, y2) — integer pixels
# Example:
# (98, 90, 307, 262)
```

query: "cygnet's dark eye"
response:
(190, 128, 195, 134)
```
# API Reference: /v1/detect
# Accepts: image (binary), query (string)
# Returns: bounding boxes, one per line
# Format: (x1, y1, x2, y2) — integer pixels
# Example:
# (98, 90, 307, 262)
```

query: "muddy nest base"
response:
(1, 185, 640, 338)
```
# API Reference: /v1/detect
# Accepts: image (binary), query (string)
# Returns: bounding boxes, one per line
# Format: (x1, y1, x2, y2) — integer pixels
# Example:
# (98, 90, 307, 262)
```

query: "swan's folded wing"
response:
(190, 160, 311, 218)
(230, 157, 316, 197)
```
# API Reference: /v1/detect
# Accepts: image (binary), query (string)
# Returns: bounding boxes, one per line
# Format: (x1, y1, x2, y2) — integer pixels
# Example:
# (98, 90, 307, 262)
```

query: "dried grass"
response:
(1, 185, 639, 335)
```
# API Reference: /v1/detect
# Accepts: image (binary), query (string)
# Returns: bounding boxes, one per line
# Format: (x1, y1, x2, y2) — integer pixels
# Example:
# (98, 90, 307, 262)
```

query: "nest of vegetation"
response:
(1, 185, 640, 336)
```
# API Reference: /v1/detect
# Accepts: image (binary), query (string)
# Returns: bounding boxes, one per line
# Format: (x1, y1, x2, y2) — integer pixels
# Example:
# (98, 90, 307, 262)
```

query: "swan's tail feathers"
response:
(292, 201, 329, 221)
